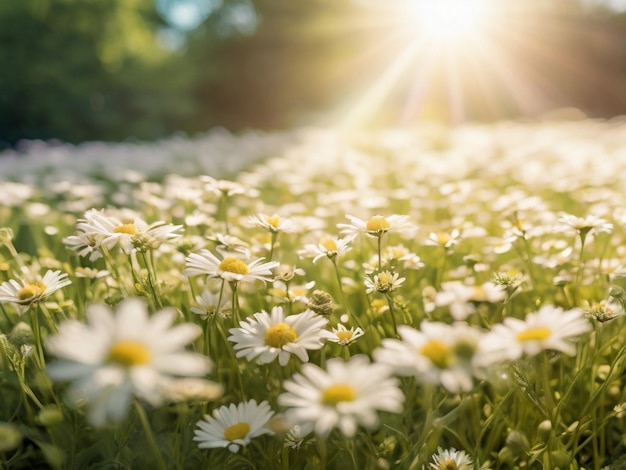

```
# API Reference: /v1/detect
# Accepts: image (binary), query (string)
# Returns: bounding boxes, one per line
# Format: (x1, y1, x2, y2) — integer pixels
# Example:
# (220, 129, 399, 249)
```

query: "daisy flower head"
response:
(0, 270, 71, 307)
(228, 306, 328, 366)
(278, 355, 403, 437)
(364, 270, 405, 294)
(428, 447, 475, 470)
(298, 234, 355, 263)
(194, 399, 274, 453)
(338, 214, 416, 239)
(582, 297, 624, 323)
(45, 298, 211, 426)
(183, 249, 279, 285)
(478, 305, 592, 365)
(201, 175, 249, 198)
(557, 213, 613, 241)
(373, 322, 485, 393)
(325, 323, 365, 346)
(191, 284, 231, 320)
(249, 213, 298, 234)
(434, 281, 506, 321)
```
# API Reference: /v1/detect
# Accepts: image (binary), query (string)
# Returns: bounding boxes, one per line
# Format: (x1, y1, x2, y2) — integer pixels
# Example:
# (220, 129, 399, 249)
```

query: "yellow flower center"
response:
(107, 340, 151, 367)
(223, 422, 250, 441)
(336, 330, 353, 342)
(320, 237, 337, 252)
(444, 459, 459, 470)
(218, 257, 250, 275)
(420, 340, 452, 369)
(265, 323, 298, 348)
(366, 216, 391, 232)
(266, 215, 281, 228)
(114, 223, 139, 235)
(322, 384, 357, 406)
(516, 327, 552, 342)
(17, 281, 47, 301)
(437, 232, 451, 245)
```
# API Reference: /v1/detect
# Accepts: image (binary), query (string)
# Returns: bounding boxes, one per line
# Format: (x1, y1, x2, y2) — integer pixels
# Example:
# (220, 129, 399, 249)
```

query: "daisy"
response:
(278, 355, 404, 437)
(373, 322, 486, 393)
(428, 447, 475, 470)
(45, 298, 211, 426)
(65, 208, 182, 256)
(190, 285, 231, 319)
(194, 399, 274, 453)
(325, 324, 365, 346)
(0, 270, 72, 306)
(424, 229, 461, 249)
(478, 305, 592, 365)
(556, 213, 613, 241)
(228, 306, 328, 366)
(249, 213, 298, 233)
(337, 214, 416, 239)
(298, 234, 355, 263)
(183, 250, 279, 285)
(283, 423, 313, 449)
(201, 176, 248, 198)
(364, 270, 405, 294)
(434, 281, 506, 321)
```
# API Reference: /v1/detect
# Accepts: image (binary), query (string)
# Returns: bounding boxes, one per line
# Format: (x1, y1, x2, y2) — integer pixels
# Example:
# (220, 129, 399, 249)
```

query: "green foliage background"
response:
(2, 0, 626, 149)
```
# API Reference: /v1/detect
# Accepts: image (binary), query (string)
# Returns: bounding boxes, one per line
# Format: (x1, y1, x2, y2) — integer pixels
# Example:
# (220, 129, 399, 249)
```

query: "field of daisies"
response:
(2, 118, 626, 469)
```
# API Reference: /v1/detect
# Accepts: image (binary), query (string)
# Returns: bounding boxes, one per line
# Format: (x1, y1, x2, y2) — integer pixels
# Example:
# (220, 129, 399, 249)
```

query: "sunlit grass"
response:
(1, 119, 626, 469)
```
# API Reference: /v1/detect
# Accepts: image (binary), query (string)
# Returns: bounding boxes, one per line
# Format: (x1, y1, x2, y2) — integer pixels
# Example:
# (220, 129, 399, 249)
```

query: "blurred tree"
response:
(0, 0, 195, 149)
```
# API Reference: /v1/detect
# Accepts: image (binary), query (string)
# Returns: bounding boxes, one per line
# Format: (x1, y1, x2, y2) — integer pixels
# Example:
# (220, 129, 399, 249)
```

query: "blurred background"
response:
(2, 0, 626, 150)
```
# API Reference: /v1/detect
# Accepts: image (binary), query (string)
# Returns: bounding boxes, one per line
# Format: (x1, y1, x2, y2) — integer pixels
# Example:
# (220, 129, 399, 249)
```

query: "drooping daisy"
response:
(183, 249, 279, 285)
(297, 234, 355, 263)
(0, 270, 72, 306)
(325, 324, 365, 346)
(373, 322, 486, 393)
(45, 298, 212, 426)
(428, 447, 475, 470)
(477, 305, 592, 365)
(190, 285, 231, 319)
(194, 399, 274, 453)
(278, 355, 404, 437)
(228, 306, 328, 366)
(337, 214, 416, 239)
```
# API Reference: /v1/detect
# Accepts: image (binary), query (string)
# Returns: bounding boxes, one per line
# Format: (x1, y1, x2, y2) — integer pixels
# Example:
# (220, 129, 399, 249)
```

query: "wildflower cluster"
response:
(1, 121, 626, 469)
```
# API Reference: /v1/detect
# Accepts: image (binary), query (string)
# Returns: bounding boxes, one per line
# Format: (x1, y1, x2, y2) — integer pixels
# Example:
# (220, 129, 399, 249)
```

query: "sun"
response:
(407, 0, 492, 42)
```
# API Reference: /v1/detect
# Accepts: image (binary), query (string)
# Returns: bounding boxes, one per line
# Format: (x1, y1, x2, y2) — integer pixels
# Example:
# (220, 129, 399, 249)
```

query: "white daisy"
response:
(201, 176, 248, 198)
(183, 250, 279, 285)
(194, 399, 274, 453)
(373, 322, 486, 393)
(65, 208, 182, 256)
(298, 234, 355, 263)
(249, 213, 298, 233)
(429, 447, 475, 470)
(337, 214, 416, 239)
(364, 270, 405, 294)
(325, 324, 365, 346)
(434, 281, 506, 321)
(556, 213, 613, 240)
(45, 298, 211, 426)
(228, 306, 328, 366)
(0, 270, 72, 306)
(478, 305, 592, 365)
(278, 355, 403, 437)
(191, 285, 231, 319)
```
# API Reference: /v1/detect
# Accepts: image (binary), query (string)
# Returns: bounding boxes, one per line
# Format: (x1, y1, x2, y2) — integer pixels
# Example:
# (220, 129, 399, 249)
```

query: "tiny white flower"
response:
(249, 213, 298, 233)
(364, 270, 405, 294)
(194, 399, 274, 453)
(298, 235, 355, 263)
(429, 447, 475, 470)
(278, 355, 404, 437)
(0, 270, 72, 306)
(337, 214, 416, 239)
(45, 298, 211, 426)
(325, 324, 365, 346)
(228, 306, 328, 366)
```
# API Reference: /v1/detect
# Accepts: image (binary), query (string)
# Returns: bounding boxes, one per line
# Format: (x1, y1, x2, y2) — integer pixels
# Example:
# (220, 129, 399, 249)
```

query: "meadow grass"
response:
(1, 120, 626, 469)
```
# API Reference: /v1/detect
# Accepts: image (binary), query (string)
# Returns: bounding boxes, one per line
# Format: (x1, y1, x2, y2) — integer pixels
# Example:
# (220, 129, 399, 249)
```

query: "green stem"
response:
(385, 294, 399, 337)
(134, 400, 168, 470)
